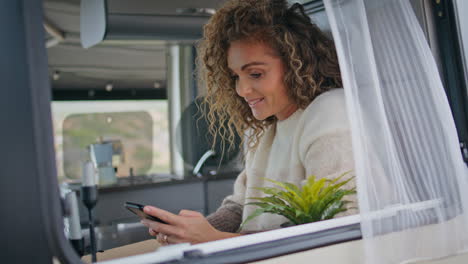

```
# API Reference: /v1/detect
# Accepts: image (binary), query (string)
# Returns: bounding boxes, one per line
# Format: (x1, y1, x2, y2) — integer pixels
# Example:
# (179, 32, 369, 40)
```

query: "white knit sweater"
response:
(207, 89, 357, 233)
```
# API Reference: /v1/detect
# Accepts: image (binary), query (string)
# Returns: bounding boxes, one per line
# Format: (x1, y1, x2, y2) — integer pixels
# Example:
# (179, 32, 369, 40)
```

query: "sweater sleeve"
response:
(206, 170, 247, 233)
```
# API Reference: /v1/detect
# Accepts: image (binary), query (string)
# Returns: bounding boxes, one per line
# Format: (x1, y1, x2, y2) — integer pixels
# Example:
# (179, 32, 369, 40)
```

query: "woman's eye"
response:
(231, 75, 239, 81)
(250, 73, 262, 79)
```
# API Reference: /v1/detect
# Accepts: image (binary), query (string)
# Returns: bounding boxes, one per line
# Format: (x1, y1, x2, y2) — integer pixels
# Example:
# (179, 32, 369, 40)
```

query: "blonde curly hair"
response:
(197, 0, 342, 151)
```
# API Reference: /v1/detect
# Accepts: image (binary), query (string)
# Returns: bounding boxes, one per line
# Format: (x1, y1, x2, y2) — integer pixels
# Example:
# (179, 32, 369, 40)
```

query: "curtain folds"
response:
(324, 0, 468, 263)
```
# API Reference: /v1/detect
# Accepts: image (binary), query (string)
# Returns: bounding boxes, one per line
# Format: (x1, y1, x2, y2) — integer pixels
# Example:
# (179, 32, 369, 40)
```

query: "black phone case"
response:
(124, 202, 168, 224)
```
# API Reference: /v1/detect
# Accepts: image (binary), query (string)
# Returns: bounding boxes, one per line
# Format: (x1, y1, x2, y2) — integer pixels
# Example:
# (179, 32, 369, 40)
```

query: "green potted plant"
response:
(240, 172, 356, 230)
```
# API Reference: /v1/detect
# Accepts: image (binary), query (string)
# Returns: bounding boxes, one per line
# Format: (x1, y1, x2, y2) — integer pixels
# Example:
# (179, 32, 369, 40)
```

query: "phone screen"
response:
(124, 202, 168, 224)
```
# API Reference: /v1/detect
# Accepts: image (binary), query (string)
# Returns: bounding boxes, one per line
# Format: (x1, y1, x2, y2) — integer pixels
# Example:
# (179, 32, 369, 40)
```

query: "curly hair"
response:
(197, 0, 342, 151)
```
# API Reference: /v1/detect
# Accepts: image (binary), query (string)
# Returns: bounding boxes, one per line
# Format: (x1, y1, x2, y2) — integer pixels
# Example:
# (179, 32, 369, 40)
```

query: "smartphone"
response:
(124, 202, 168, 224)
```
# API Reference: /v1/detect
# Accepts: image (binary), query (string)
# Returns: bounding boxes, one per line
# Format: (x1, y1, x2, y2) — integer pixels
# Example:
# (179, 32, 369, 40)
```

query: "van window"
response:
(51, 100, 171, 184)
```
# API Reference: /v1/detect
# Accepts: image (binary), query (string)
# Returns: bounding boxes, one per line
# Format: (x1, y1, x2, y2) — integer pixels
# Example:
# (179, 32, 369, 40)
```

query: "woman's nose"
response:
(235, 78, 252, 98)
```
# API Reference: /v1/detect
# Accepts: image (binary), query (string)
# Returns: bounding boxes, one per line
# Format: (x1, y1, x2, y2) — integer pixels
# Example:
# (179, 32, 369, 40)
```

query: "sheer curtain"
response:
(324, 0, 468, 263)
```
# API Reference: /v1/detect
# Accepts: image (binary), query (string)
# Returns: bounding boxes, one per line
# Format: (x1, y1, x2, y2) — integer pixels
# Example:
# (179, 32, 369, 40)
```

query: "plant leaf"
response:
(238, 208, 265, 232)
(264, 178, 308, 211)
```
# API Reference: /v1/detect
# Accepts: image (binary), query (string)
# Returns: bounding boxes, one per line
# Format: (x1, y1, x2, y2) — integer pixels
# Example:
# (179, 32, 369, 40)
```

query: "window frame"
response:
(52, 88, 167, 101)
(0, 1, 82, 262)
(431, 0, 468, 164)
(174, 217, 361, 264)
(101, 216, 361, 264)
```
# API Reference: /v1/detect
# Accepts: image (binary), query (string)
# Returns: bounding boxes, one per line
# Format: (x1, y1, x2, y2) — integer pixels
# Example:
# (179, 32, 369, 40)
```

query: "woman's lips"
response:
(247, 98, 264, 107)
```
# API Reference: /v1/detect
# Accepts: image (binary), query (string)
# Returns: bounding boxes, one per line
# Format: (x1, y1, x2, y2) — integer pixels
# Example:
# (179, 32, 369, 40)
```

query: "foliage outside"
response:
(240, 172, 356, 230)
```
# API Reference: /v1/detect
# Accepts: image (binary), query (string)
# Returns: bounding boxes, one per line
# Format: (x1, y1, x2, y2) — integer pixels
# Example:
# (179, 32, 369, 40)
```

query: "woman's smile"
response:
(246, 97, 265, 108)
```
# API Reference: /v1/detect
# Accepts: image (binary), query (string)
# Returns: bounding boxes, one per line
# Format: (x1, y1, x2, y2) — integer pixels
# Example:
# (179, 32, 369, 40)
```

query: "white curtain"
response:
(324, 0, 468, 263)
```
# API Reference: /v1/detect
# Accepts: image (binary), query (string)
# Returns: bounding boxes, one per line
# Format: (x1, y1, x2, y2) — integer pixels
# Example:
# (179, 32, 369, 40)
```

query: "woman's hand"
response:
(141, 206, 240, 245)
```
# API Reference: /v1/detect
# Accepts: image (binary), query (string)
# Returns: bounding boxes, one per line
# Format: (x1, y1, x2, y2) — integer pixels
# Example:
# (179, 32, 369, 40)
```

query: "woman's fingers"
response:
(156, 233, 186, 245)
(156, 233, 167, 245)
(165, 235, 187, 244)
(144, 206, 182, 226)
(141, 219, 183, 238)
(149, 228, 158, 236)
(140, 206, 223, 244)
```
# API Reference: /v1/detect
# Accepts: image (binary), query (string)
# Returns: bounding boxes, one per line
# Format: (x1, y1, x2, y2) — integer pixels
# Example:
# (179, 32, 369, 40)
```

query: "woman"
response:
(141, 0, 356, 245)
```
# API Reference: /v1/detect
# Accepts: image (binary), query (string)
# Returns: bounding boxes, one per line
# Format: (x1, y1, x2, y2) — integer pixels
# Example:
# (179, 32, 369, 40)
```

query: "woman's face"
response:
(227, 40, 298, 121)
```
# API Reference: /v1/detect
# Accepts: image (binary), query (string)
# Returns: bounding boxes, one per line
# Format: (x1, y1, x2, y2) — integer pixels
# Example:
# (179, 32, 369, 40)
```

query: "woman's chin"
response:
(252, 111, 271, 121)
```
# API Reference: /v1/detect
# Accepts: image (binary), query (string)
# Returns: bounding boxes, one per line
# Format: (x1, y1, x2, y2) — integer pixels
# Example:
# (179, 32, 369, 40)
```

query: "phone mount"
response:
(60, 185, 85, 257)
(81, 161, 98, 263)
